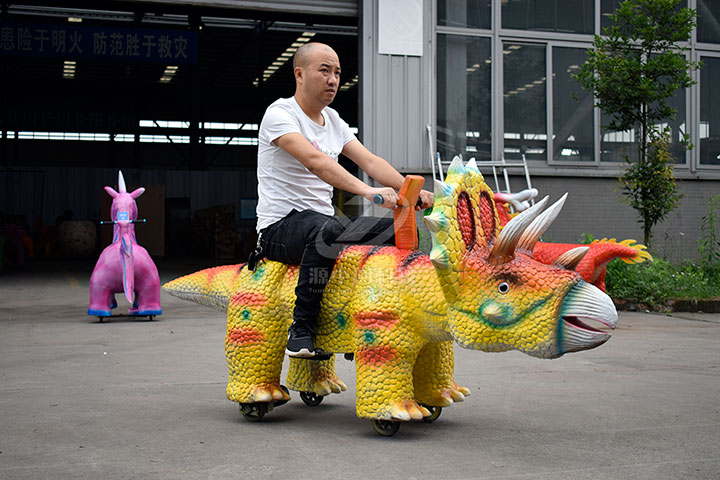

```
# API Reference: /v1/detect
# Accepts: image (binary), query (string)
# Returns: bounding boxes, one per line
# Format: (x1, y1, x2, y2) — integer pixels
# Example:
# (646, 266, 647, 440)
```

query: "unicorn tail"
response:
(120, 234, 134, 304)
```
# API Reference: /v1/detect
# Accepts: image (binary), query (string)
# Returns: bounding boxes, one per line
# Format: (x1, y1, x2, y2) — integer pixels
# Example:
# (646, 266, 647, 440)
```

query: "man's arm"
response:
(273, 133, 399, 208)
(342, 139, 433, 210)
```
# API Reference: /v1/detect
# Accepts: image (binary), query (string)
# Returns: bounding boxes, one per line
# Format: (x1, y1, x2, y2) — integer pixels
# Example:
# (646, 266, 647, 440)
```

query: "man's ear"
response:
(294, 66, 303, 82)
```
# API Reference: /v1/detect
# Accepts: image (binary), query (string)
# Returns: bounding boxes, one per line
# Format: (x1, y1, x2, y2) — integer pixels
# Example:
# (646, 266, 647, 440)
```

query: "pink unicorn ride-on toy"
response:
(88, 171, 162, 321)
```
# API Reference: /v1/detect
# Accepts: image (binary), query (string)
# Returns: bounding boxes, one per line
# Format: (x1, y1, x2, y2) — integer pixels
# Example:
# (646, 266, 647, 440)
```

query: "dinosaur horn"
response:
(489, 196, 549, 264)
(516, 193, 568, 253)
(552, 246, 589, 270)
(465, 157, 480, 173)
(446, 155, 466, 180)
(118, 170, 127, 193)
(434, 179, 454, 199)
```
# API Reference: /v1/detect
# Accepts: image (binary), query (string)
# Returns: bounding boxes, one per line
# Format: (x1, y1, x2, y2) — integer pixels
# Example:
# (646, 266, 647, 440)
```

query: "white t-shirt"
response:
(256, 97, 356, 232)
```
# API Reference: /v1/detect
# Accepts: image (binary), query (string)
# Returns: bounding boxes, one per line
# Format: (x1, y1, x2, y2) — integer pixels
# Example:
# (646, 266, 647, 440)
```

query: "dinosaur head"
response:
(424, 157, 617, 358)
(104, 170, 145, 223)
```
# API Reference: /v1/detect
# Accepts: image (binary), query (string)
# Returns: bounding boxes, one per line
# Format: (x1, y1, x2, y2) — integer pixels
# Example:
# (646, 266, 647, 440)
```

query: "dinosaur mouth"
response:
(563, 315, 607, 333)
(560, 282, 618, 353)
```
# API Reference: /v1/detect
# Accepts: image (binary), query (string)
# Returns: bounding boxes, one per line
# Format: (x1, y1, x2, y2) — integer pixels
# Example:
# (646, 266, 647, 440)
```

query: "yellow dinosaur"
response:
(163, 157, 617, 435)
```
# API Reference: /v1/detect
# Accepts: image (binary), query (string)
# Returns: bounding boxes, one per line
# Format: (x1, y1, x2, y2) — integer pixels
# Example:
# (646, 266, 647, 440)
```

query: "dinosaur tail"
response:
(120, 234, 134, 304)
(162, 264, 246, 313)
(593, 238, 653, 265)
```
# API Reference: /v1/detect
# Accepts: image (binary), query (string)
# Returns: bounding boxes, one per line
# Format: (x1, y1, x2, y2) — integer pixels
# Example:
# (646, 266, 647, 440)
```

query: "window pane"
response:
(700, 57, 720, 166)
(651, 87, 687, 165)
(603, 0, 688, 34)
(503, 0, 594, 34)
(552, 47, 593, 162)
(698, 0, 720, 44)
(601, 0, 621, 32)
(437, 35, 492, 162)
(438, 0, 491, 30)
(600, 52, 687, 164)
(504, 43, 546, 161)
(601, 115, 640, 163)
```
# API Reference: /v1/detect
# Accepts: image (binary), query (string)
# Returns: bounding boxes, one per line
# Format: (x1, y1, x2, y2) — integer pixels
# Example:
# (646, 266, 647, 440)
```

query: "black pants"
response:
(259, 210, 395, 331)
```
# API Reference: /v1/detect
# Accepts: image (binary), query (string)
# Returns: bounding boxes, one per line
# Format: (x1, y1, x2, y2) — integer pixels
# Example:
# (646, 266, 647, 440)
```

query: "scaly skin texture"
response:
(164, 159, 618, 421)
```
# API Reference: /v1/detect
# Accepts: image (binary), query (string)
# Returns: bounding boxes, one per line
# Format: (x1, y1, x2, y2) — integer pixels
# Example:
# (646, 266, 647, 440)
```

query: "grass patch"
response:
(606, 258, 720, 308)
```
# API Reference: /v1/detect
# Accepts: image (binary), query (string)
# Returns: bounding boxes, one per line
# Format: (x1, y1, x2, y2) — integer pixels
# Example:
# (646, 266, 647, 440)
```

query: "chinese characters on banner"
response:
(0, 22, 198, 64)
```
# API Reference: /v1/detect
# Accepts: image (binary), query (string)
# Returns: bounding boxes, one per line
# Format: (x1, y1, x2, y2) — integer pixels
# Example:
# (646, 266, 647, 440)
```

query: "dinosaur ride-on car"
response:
(164, 158, 624, 436)
(89, 171, 162, 322)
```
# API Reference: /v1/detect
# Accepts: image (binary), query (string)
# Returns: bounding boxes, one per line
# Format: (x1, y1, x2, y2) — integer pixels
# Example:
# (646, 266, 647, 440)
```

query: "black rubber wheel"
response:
(239, 403, 267, 422)
(274, 385, 290, 408)
(421, 405, 442, 423)
(371, 419, 400, 436)
(299, 391, 323, 407)
(147, 315, 155, 321)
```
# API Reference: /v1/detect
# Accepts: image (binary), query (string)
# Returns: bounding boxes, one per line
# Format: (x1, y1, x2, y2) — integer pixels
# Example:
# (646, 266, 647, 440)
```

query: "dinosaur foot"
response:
(249, 383, 291, 403)
(312, 375, 348, 397)
(386, 400, 431, 421)
(420, 383, 471, 407)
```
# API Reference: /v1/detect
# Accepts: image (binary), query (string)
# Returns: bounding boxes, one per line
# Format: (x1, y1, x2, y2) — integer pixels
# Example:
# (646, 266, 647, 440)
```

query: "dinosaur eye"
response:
(498, 282, 510, 294)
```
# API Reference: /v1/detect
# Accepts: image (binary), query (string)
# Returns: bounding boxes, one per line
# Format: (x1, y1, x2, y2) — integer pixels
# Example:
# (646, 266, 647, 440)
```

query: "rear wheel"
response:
(371, 419, 400, 436)
(421, 405, 442, 423)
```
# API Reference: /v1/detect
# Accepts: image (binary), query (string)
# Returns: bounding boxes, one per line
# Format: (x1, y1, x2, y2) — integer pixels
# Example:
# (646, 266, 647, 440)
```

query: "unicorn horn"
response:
(118, 170, 127, 193)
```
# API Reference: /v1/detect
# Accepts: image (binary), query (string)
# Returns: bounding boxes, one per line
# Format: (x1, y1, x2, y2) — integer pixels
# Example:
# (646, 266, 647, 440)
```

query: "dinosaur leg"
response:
(224, 306, 291, 404)
(355, 346, 429, 421)
(130, 250, 162, 315)
(286, 356, 347, 396)
(88, 286, 114, 316)
(413, 341, 470, 407)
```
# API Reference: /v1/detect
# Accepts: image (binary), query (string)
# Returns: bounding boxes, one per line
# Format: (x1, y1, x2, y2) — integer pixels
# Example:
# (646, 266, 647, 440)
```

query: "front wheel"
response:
(299, 391, 323, 407)
(371, 419, 400, 437)
(239, 403, 267, 422)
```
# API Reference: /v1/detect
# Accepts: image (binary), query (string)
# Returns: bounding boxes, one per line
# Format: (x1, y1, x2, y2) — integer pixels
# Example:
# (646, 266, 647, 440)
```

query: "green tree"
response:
(574, 0, 699, 247)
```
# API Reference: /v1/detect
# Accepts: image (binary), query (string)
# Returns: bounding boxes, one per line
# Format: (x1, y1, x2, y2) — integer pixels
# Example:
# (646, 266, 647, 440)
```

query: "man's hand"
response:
(417, 189, 434, 210)
(365, 187, 399, 210)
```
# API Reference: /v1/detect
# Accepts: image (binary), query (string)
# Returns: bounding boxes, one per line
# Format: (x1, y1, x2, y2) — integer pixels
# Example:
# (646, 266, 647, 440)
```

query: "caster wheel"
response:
(97, 317, 105, 323)
(371, 419, 400, 436)
(239, 403, 267, 422)
(421, 405, 442, 423)
(274, 385, 290, 408)
(299, 391, 323, 407)
(147, 315, 155, 321)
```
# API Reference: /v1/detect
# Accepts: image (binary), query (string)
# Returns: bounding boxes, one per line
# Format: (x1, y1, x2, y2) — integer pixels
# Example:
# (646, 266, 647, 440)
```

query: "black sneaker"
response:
(285, 323, 315, 358)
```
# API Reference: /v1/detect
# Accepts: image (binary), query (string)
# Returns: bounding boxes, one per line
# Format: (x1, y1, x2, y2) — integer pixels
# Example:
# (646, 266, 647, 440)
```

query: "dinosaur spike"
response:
(553, 246, 589, 270)
(516, 193, 568, 253)
(118, 170, 127, 193)
(423, 212, 446, 233)
(489, 197, 549, 264)
(434, 179, 454, 199)
(429, 246, 451, 270)
(465, 158, 479, 173)
(446, 156, 466, 179)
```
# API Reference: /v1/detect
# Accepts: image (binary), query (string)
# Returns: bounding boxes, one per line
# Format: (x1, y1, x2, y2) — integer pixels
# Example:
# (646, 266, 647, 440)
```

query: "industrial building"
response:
(2, 0, 719, 262)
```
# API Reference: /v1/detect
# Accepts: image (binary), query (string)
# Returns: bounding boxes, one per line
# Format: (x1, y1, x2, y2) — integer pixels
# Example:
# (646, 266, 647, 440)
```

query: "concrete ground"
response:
(1, 259, 719, 480)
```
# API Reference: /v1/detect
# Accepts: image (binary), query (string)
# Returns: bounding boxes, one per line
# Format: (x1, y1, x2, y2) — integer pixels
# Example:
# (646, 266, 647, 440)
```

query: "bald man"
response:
(254, 42, 433, 357)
